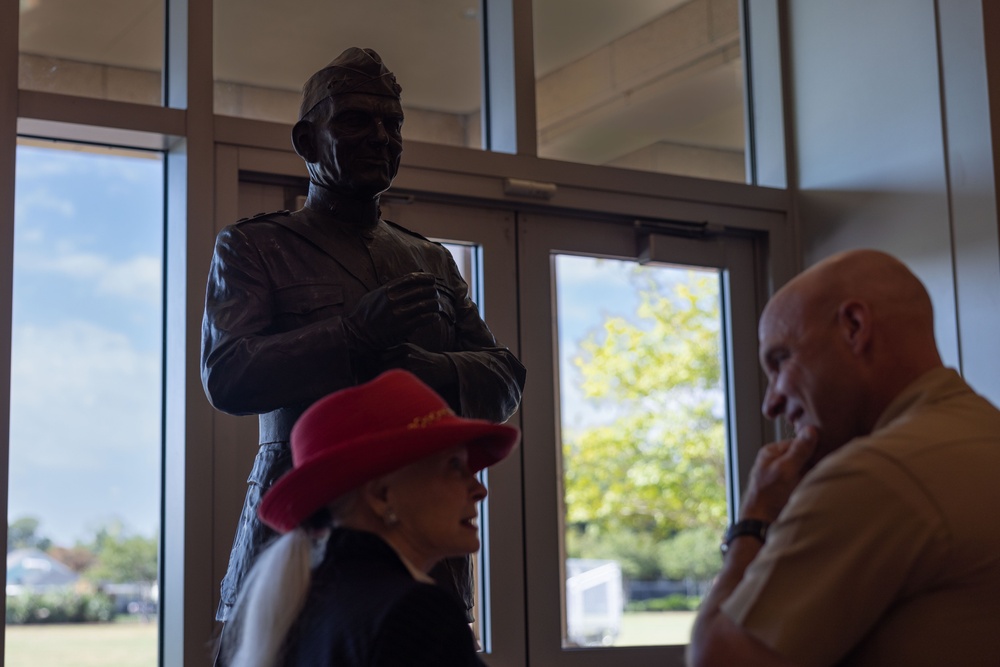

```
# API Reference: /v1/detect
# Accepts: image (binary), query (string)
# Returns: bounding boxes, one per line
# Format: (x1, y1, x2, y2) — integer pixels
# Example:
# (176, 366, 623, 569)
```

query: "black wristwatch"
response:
(720, 519, 769, 555)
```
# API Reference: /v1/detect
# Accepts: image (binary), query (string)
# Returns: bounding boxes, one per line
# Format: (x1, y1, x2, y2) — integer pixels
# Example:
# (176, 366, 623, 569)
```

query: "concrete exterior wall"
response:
(20, 53, 161, 105)
(785, 0, 1000, 403)
(608, 141, 744, 182)
(535, 0, 743, 177)
(20, 54, 475, 147)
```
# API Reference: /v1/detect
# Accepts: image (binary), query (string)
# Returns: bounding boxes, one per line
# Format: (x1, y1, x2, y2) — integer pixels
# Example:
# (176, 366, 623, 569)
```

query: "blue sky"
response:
(555, 255, 642, 425)
(9, 142, 163, 546)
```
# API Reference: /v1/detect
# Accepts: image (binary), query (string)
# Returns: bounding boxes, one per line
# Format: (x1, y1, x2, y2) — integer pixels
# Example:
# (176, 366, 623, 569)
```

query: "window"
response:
(533, 0, 747, 182)
(6, 140, 164, 666)
(213, 0, 485, 148)
(19, 0, 164, 104)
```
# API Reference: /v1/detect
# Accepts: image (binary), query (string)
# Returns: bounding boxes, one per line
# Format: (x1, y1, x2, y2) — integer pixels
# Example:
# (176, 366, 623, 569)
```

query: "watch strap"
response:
(720, 518, 769, 555)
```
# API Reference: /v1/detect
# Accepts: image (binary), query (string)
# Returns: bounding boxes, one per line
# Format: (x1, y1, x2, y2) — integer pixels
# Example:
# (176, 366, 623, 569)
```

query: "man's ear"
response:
(291, 119, 316, 162)
(838, 300, 871, 354)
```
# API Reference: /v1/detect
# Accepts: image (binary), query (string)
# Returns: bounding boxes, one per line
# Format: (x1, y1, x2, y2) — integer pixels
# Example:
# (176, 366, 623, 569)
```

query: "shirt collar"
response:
(383, 541, 436, 584)
(873, 366, 964, 432)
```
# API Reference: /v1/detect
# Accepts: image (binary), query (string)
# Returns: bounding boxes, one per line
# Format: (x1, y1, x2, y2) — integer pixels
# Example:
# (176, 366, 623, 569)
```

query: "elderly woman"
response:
(221, 369, 520, 667)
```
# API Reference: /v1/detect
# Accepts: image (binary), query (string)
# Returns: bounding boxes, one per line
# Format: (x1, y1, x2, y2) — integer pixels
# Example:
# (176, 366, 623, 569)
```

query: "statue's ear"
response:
(291, 119, 316, 161)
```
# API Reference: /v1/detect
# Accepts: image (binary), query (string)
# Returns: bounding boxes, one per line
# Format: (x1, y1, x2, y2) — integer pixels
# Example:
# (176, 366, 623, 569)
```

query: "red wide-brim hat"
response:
(258, 369, 520, 533)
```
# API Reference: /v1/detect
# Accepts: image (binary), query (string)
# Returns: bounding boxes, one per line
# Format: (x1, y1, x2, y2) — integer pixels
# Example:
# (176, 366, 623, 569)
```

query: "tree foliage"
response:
(6, 589, 115, 624)
(8, 516, 52, 552)
(657, 526, 722, 581)
(7, 516, 158, 584)
(563, 270, 728, 567)
(83, 520, 158, 584)
(47, 545, 97, 573)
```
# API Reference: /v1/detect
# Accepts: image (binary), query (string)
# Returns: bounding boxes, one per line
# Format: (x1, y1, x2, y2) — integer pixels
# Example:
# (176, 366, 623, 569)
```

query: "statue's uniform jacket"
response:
(201, 208, 526, 620)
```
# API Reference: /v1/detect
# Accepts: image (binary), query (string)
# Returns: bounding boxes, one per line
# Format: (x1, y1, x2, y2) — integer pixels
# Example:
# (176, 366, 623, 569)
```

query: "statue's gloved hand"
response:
(343, 272, 443, 352)
(381, 343, 458, 409)
(380, 343, 452, 386)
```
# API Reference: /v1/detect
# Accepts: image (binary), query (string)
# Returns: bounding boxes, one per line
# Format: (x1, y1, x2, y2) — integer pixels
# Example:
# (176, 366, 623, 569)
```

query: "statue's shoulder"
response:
(383, 218, 435, 245)
(233, 209, 293, 227)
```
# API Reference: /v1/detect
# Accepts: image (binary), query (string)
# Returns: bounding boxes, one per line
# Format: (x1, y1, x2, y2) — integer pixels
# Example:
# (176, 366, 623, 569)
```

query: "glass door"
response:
(518, 212, 763, 666)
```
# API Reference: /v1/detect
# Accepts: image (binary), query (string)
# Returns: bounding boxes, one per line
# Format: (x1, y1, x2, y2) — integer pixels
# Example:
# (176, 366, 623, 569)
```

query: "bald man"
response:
(688, 249, 1000, 666)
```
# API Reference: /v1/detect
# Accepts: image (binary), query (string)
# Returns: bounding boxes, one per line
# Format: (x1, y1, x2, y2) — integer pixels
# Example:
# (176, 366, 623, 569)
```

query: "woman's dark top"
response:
(282, 528, 486, 666)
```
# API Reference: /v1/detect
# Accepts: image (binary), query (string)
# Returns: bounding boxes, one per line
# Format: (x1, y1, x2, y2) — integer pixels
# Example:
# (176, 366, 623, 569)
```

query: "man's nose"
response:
(761, 383, 785, 420)
(369, 118, 389, 144)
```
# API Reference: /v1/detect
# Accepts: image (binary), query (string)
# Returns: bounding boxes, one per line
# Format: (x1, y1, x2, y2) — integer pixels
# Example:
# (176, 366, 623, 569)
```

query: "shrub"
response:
(625, 594, 702, 612)
(6, 590, 115, 624)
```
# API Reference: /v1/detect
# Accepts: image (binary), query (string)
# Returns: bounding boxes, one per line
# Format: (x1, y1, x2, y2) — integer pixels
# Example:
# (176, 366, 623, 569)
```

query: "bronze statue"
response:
(201, 47, 525, 626)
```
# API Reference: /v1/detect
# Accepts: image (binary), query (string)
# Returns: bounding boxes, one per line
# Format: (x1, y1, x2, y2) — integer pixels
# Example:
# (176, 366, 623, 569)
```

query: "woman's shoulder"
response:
(371, 583, 483, 666)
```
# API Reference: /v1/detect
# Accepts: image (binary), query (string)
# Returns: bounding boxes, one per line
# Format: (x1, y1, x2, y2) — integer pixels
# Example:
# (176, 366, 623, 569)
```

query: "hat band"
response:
(408, 407, 454, 429)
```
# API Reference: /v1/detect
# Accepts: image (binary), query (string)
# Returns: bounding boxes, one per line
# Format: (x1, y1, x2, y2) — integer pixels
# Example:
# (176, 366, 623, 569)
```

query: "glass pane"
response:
(19, 0, 163, 104)
(534, 0, 746, 182)
(213, 1, 484, 149)
(6, 140, 163, 666)
(441, 242, 478, 289)
(555, 255, 727, 648)
(440, 242, 485, 649)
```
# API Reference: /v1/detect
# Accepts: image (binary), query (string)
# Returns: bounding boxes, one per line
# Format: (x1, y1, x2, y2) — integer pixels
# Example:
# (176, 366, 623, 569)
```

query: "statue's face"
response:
(308, 93, 404, 200)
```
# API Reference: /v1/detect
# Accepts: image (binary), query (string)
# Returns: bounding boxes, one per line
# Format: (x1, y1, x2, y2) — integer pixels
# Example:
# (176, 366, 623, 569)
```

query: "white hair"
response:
(224, 528, 314, 667)
(223, 491, 363, 667)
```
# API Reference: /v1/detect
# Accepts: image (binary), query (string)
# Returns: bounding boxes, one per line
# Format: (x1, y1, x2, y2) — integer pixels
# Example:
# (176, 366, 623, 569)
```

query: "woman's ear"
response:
(838, 300, 872, 354)
(291, 119, 316, 162)
(359, 477, 391, 518)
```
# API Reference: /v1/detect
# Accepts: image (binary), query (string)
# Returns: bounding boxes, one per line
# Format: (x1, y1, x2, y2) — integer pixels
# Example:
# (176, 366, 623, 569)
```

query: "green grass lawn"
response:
(4, 611, 693, 663)
(615, 610, 697, 646)
(5, 621, 158, 667)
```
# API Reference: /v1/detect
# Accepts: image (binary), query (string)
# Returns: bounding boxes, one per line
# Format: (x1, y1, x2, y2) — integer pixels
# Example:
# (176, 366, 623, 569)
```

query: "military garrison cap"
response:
(299, 47, 402, 120)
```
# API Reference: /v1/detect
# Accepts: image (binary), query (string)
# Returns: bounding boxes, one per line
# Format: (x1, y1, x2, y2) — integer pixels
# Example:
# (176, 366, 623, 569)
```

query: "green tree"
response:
(47, 545, 97, 573)
(658, 526, 722, 581)
(8, 516, 52, 552)
(83, 521, 158, 584)
(567, 525, 665, 580)
(563, 271, 728, 569)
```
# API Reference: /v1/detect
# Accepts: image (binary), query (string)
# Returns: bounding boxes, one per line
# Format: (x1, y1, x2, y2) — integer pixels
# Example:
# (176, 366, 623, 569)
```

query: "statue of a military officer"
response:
(201, 47, 525, 630)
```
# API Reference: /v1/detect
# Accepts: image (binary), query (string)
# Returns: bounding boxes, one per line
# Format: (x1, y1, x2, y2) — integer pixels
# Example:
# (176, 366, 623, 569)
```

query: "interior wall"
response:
(785, 0, 1000, 403)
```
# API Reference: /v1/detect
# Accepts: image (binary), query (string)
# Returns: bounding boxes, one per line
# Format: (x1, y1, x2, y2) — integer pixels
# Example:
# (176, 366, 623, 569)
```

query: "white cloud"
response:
(97, 255, 163, 302)
(13, 154, 74, 180)
(16, 250, 162, 305)
(7, 317, 162, 543)
(8, 320, 161, 472)
(13, 186, 76, 224)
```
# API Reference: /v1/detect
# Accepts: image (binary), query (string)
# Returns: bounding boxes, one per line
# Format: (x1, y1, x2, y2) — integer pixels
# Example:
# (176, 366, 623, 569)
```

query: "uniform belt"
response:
(258, 406, 306, 444)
